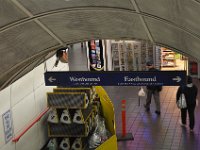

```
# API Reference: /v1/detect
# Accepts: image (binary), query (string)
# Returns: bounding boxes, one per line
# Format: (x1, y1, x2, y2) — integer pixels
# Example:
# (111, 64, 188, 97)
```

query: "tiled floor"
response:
(70, 43, 200, 150)
(103, 81, 200, 150)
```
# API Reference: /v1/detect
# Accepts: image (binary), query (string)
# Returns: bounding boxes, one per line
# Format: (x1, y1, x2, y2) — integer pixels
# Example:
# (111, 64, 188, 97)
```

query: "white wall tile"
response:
(16, 125, 39, 150)
(35, 84, 48, 115)
(37, 114, 49, 149)
(60, 63, 69, 71)
(0, 86, 11, 148)
(0, 86, 11, 115)
(11, 71, 34, 106)
(46, 56, 56, 71)
(51, 65, 63, 71)
(33, 63, 45, 89)
(0, 121, 5, 148)
(58, 61, 65, 69)
(0, 141, 15, 150)
(12, 93, 36, 135)
(46, 55, 69, 71)
(45, 86, 56, 93)
(57, 56, 69, 71)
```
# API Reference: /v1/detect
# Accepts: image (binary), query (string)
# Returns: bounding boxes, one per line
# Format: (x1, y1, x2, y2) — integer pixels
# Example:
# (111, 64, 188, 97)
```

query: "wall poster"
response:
(2, 110, 13, 143)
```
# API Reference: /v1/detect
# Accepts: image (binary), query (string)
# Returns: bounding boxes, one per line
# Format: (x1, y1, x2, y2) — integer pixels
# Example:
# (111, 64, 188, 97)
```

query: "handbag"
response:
(138, 87, 146, 97)
(177, 93, 187, 109)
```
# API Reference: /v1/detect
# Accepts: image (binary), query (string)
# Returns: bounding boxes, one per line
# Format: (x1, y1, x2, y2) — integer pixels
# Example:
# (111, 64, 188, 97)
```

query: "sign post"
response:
(117, 100, 134, 141)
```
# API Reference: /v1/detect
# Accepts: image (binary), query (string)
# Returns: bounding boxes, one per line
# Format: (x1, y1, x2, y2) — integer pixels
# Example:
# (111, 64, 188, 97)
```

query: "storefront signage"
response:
(2, 110, 13, 143)
(45, 71, 186, 86)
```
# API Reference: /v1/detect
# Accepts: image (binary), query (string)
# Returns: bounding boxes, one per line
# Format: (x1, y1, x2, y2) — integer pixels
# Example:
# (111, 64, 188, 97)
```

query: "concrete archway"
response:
(1, 0, 200, 90)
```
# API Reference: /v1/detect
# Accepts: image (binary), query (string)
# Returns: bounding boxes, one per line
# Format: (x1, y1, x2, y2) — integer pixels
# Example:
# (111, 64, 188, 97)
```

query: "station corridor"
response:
(70, 43, 200, 150)
(104, 81, 200, 150)
(1, 1, 200, 150)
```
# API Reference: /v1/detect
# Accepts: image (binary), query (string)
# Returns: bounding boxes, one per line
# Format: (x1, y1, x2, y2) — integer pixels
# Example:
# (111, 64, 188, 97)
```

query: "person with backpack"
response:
(144, 61, 162, 115)
(176, 75, 198, 132)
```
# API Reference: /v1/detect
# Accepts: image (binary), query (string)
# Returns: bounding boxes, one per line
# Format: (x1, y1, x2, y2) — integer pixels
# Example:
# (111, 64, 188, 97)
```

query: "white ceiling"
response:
(0, 0, 200, 90)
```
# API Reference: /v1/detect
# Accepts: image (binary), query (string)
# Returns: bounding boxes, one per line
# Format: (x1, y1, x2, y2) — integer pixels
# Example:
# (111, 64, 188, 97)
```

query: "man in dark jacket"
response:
(176, 75, 198, 132)
(144, 61, 162, 115)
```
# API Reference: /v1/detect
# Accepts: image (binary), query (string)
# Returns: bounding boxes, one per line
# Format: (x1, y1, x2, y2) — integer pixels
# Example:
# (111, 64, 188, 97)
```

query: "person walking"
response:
(144, 61, 162, 115)
(176, 75, 198, 132)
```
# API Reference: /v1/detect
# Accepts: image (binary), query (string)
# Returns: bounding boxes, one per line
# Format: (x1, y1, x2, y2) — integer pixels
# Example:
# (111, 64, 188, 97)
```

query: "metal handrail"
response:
(12, 107, 50, 142)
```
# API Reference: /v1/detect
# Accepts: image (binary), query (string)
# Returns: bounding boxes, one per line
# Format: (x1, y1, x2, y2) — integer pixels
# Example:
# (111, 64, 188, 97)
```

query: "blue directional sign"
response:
(44, 71, 186, 86)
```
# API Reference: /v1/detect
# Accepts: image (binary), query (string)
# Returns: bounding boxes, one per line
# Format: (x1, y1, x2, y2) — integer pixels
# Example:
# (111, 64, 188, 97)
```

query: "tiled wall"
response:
(0, 56, 69, 150)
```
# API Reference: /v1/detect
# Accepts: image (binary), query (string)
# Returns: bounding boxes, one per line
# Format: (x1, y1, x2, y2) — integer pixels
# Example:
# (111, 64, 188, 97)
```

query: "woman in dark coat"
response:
(176, 76, 198, 132)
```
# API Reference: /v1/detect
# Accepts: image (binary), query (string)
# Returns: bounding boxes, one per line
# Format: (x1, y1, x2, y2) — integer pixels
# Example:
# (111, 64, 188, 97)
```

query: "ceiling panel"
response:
(18, 0, 134, 15)
(136, 0, 200, 36)
(194, 0, 200, 2)
(0, 21, 59, 75)
(184, 34, 200, 59)
(1, 0, 200, 91)
(0, 0, 28, 28)
(39, 10, 149, 43)
(145, 17, 200, 59)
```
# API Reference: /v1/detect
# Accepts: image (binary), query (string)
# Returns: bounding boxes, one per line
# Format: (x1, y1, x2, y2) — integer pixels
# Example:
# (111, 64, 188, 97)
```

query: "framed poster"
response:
(2, 110, 13, 143)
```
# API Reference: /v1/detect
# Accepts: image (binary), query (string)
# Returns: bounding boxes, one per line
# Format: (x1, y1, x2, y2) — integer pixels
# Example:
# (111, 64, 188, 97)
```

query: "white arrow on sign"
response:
(172, 76, 181, 82)
(48, 76, 56, 83)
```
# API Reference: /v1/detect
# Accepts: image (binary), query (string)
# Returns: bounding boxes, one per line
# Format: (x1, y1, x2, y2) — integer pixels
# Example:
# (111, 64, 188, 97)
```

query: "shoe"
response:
(144, 104, 150, 112)
(179, 120, 186, 127)
(155, 111, 161, 115)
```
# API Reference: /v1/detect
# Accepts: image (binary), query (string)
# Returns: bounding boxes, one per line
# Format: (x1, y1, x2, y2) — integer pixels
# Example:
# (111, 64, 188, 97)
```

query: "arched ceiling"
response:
(1, 0, 200, 90)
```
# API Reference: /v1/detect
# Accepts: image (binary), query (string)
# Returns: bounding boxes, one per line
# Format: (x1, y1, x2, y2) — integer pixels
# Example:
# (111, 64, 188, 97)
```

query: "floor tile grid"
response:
(104, 84, 200, 150)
